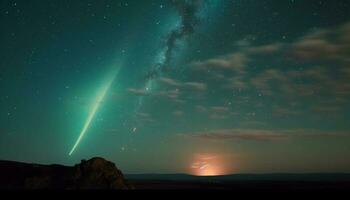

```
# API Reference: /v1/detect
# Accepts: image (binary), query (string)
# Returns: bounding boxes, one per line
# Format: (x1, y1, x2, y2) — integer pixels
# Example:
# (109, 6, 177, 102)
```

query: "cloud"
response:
(247, 65, 348, 100)
(211, 106, 229, 113)
(192, 53, 248, 73)
(160, 77, 207, 91)
(247, 43, 283, 55)
(159, 77, 182, 87)
(311, 105, 341, 113)
(209, 114, 228, 120)
(224, 77, 248, 90)
(181, 129, 350, 142)
(238, 121, 266, 128)
(136, 112, 151, 118)
(333, 82, 350, 96)
(195, 105, 207, 113)
(158, 89, 181, 99)
(157, 89, 186, 104)
(207, 106, 230, 120)
(136, 112, 157, 123)
(289, 22, 350, 63)
(273, 107, 302, 117)
(127, 88, 149, 96)
(173, 110, 184, 117)
(105, 129, 120, 134)
(188, 21, 350, 97)
(194, 105, 233, 119)
(250, 69, 288, 95)
(128, 85, 188, 105)
(184, 82, 207, 91)
(128, 86, 183, 101)
(184, 129, 288, 142)
(286, 67, 330, 81)
(173, 99, 186, 104)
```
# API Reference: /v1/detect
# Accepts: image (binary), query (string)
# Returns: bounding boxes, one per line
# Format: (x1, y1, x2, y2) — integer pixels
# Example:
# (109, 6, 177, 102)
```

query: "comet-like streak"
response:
(69, 68, 119, 156)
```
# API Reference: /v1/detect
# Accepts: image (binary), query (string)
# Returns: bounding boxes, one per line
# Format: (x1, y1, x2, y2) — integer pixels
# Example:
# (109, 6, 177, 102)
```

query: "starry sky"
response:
(1, 0, 350, 175)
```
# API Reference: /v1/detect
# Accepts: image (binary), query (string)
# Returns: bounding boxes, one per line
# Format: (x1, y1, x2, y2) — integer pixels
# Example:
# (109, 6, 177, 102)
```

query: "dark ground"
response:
(129, 180, 350, 190)
(1, 158, 349, 191)
(0, 158, 131, 189)
(126, 174, 350, 190)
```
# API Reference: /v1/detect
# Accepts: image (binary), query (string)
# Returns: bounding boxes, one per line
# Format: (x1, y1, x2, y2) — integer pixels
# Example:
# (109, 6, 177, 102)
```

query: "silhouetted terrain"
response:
(0, 158, 131, 189)
(1, 158, 349, 190)
(126, 173, 350, 190)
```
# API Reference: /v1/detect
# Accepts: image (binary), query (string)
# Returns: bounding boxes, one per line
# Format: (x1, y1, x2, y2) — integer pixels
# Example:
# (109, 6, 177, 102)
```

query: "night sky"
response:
(1, 0, 350, 175)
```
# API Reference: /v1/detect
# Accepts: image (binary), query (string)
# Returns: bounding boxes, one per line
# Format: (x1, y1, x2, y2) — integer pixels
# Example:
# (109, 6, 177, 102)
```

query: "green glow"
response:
(69, 68, 119, 156)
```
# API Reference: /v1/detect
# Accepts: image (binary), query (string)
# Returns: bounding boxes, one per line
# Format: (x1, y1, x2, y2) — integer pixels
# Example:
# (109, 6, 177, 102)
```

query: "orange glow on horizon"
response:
(189, 153, 235, 176)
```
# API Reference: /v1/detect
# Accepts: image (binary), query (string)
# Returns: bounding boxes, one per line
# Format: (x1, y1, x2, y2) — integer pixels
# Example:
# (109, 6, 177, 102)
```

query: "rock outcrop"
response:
(0, 157, 132, 189)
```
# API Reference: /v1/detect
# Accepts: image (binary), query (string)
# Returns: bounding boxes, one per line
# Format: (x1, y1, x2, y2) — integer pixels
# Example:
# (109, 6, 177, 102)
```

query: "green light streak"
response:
(69, 68, 119, 156)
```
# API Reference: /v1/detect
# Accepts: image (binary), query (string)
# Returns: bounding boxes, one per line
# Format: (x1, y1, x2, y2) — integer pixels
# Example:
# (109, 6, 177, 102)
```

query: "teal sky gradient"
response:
(1, 0, 350, 174)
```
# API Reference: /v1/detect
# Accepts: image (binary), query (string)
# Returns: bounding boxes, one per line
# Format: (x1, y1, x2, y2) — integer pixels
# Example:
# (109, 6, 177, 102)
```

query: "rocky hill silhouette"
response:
(0, 157, 132, 189)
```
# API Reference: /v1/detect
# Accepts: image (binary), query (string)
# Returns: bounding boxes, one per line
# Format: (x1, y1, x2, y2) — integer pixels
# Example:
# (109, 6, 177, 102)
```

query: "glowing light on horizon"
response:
(69, 68, 119, 156)
(190, 154, 235, 176)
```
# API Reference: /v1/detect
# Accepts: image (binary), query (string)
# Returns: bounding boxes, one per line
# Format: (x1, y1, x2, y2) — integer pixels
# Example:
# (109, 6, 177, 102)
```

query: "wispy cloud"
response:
(181, 129, 350, 142)
(183, 129, 288, 141)
(289, 22, 350, 63)
(191, 53, 248, 74)
(211, 106, 229, 113)
(311, 105, 341, 113)
(159, 77, 182, 87)
(127, 88, 149, 96)
(184, 82, 207, 91)
(157, 89, 181, 99)
(128, 87, 184, 103)
(273, 107, 302, 117)
(173, 110, 184, 117)
(159, 77, 207, 91)
(224, 77, 248, 90)
(246, 43, 283, 55)
(187, 21, 350, 103)
(136, 112, 157, 123)
(195, 105, 207, 113)
(209, 114, 228, 120)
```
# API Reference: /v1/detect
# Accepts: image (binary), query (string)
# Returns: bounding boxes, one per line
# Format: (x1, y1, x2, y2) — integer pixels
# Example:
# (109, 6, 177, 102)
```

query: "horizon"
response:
(2, 158, 350, 175)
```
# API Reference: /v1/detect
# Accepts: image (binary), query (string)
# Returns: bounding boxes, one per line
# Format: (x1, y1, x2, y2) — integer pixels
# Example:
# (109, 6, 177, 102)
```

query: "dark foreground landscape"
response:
(126, 174, 350, 190)
(0, 157, 132, 189)
(1, 158, 350, 191)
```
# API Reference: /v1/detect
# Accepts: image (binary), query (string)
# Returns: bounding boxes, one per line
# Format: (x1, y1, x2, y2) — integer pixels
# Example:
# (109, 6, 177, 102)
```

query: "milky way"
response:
(135, 0, 210, 114)
(146, 0, 203, 79)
